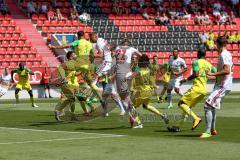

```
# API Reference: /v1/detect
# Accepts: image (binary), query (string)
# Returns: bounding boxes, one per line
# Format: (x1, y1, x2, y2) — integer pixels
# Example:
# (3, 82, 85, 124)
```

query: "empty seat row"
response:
(0, 47, 38, 54)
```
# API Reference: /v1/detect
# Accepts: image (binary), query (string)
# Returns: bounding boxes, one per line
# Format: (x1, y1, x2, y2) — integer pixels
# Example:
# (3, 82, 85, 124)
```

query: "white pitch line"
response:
(0, 135, 124, 145)
(0, 127, 125, 137)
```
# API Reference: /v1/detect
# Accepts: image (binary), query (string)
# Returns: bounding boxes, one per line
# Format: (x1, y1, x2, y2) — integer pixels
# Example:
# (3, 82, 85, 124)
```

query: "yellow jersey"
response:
(13, 67, 31, 84)
(206, 40, 214, 48)
(71, 39, 94, 63)
(192, 59, 216, 94)
(134, 68, 153, 91)
(65, 60, 79, 87)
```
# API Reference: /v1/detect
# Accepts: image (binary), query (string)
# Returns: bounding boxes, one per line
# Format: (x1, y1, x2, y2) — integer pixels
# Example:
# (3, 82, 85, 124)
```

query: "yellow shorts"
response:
(133, 98, 150, 108)
(60, 84, 76, 102)
(71, 58, 92, 83)
(132, 88, 152, 107)
(16, 82, 32, 91)
(181, 88, 205, 107)
(163, 72, 170, 83)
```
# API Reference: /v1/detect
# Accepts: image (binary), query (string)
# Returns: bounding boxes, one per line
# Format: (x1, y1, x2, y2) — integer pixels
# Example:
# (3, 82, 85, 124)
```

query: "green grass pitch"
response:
(0, 94, 240, 160)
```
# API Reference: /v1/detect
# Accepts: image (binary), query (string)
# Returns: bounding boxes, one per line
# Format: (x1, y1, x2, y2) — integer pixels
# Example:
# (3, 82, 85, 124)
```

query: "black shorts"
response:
(43, 84, 50, 89)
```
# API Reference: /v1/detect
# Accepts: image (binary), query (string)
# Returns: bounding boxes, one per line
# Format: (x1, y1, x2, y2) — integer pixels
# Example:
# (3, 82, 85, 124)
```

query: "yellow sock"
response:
(30, 96, 34, 106)
(15, 94, 19, 104)
(57, 65, 66, 80)
(179, 103, 199, 120)
(134, 115, 142, 125)
(144, 104, 163, 116)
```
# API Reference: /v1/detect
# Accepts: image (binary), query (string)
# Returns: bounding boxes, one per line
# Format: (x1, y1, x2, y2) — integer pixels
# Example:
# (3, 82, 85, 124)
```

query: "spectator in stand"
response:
(228, 31, 238, 44)
(112, 1, 121, 15)
(27, 0, 37, 17)
(41, 68, 52, 98)
(212, 1, 221, 17)
(161, 12, 170, 25)
(137, 0, 145, 8)
(231, 0, 239, 12)
(229, 11, 236, 26)
(155, 11, 161, 25)
(208, 30, 215, 41)
(152, 0, 163, 8)
(39, 3, 48, 14)
(131, 2, 139, 14)
(183, 0, 192, 7)
(199, 31, 208, 44)
(142, 8, 154, 19)
(56, 8, 66, 21)
(70, 8, 79, 20)
(194, 12, 203, 25)
(47, 7, 56, 21)
(51, 0, 58, 8)
(218, 13, 229, 25)
(0, 2, 9, 15)
(202, 11, 212, 26)
(206, 37, 215, 51)
(177, 8, 191, 20)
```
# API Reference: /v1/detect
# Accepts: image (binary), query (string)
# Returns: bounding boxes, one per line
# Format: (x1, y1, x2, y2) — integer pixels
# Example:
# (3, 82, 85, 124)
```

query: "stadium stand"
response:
(2, 0, 240, 78)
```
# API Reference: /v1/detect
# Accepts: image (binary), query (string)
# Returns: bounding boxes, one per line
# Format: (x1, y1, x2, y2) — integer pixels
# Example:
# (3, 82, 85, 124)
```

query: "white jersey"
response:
(95, 38, 112, 62)
(216, 49, 233, 90)
(0, 74, 11, 87)
(169, 56, 187, 79)
(115, 46, 139, 64)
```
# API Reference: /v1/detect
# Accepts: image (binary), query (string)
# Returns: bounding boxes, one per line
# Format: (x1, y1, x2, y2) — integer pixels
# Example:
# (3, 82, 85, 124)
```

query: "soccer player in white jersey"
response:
(90, 32, 126, 116)
(0, 67, 13, 97)
(200, 36, 233, 138)
(167, 49, 187, 109)
(90, 32, 112, 77)
(114, 38, 142, 127)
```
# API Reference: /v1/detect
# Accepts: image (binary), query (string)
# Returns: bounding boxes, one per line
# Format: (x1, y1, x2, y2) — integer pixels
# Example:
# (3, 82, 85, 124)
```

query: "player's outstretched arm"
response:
(48, 43, 73, 49)
(10, 70, 15, 83)
(207, 64, 230, 77)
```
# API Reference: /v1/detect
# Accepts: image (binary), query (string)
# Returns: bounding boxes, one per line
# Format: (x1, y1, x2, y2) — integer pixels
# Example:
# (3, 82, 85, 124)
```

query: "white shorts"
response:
(168, 77, 183, 90)
(103, 82, 117, 95)
(205, 85, 231, 109)
(96, 61, 112, 76)
(0, 87, 8, 97)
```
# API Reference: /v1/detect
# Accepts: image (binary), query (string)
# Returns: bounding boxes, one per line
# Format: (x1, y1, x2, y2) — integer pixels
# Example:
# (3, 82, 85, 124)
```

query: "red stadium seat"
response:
(33, 61, 41, 67)
(6, 48, 15, 54)
(4, 55, 11, 61)
(25, 62, 32, 67)
(0, 48, 6, 54)
(10, 62, 17, 68)
(12, 55, 19, 61)
(20, 55, 27, 61)
(2, 62, 8, 67)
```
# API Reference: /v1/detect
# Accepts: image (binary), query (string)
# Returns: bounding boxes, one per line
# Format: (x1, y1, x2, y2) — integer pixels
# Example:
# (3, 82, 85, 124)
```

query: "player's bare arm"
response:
(206, 64, 230, 76)
(174, 67, 187, 77)
(49, 43, 73, 49)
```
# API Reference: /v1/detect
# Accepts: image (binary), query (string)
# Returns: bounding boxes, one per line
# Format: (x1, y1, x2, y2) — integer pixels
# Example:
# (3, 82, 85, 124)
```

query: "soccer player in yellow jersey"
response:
(11, 62, 39, 108)
(167, 48, 216, 132)
(49, 31, 103, 107)
(54, 51, 81, 121)
(127, 54, 169, 128)
(158, 60, 171, 103)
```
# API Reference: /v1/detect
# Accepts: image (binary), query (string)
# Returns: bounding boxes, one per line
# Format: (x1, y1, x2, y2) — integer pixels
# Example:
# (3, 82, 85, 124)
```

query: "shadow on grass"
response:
(29, 121, 69, 126)
(75, 125, 129, 131)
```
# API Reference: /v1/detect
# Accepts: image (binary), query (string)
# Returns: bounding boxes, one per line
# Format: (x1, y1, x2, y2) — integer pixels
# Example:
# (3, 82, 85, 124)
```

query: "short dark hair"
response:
(197, 48, 206, 59)
(77, 31, 84, 38)
(120, 38, 132, 46)
(216, 36, 228, 47)
(173, 48, 178, 52)
(89, 32, 98, 37)
(66, 51, 73, 60)
(138, 54, 150, 68)
(153, 55, 158, 58)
